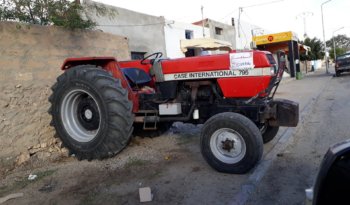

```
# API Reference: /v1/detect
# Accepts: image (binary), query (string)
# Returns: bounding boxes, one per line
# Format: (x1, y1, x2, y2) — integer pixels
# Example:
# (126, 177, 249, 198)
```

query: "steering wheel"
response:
(140, 52, 163, 65)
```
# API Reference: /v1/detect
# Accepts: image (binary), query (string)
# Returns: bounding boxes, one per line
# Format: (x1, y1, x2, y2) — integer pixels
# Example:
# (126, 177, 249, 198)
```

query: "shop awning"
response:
(180, 38, 233, 53)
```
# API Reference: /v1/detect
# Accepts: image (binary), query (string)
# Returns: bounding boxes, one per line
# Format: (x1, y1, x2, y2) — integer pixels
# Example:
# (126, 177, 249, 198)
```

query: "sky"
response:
(93, 0, 350, 42)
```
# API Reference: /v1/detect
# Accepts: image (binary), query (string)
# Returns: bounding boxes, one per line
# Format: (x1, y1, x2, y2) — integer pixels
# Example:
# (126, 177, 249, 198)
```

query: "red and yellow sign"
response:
(252, 31, 298, 45)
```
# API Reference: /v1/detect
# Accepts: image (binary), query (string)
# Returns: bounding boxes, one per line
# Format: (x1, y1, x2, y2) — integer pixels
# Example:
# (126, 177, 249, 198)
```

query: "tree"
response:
(326, 34, 350, 60)
(300, 37, 324, 61)
(0, 0, 111, 29)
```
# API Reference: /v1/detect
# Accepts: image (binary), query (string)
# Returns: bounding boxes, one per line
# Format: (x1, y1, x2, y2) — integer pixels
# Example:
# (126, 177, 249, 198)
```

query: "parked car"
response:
(305, 140, 350, 205)
(335, 53, 350, 77)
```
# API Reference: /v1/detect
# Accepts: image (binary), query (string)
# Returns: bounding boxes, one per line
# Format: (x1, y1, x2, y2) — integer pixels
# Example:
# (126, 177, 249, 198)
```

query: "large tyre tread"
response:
(49, 65, 133, 160)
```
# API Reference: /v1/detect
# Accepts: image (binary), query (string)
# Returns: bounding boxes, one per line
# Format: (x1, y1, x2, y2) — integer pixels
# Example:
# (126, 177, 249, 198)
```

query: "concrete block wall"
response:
(0, 22, 130, 161)
(0, 21, 130, 84)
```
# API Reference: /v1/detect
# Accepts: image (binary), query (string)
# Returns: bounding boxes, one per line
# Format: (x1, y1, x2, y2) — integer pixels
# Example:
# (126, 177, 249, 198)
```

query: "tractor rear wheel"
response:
(200, 112, 263, 174)
(49, 65, 133, 160)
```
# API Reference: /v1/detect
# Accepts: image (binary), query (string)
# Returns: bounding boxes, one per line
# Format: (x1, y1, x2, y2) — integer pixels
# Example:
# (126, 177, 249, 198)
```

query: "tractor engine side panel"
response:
(217, 76, 272, 98)
(160, 51, 274, 98)
(161, 54, 230, 74)
(161, 51, 271, 74)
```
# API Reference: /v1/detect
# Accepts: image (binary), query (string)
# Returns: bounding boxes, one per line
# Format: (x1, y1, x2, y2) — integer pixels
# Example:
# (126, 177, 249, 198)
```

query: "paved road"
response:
(246, 71, 350, 205)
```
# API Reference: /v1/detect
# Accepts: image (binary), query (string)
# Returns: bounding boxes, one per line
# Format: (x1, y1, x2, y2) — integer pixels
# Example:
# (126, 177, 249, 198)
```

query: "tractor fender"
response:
(61, 57, 117, 70)
(60, 57, 139, 113)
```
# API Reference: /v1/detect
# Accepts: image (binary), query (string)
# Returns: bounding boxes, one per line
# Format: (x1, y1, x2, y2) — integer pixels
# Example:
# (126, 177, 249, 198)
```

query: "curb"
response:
(230, 74, 333, 205)
(280, 68, 328, 85)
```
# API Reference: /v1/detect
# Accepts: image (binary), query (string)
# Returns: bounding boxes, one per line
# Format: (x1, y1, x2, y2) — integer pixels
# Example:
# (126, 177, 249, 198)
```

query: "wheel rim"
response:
(61, 89, 101, 143)
(209, 128, 247, 164)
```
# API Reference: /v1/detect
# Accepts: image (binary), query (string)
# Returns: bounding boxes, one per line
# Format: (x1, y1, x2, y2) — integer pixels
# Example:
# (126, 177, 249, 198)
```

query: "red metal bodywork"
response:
(119, 51, 274, 98)
(61, 57, 139, 112)
(61, 50, 275, 111)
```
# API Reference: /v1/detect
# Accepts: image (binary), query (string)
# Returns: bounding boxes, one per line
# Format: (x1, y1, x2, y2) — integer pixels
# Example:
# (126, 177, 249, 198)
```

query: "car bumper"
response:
(336, 65, 350, 72)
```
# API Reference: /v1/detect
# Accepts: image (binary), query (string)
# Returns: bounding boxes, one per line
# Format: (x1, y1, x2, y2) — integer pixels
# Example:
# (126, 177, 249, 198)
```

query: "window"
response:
(131, 52, 146, 60)
(215, 27, 223, 35)
(338, 54, 350, 60)
(185, 30, 193, 39)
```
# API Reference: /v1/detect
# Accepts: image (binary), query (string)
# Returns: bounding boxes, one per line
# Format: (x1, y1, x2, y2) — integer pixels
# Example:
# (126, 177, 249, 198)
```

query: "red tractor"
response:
(49, 50, 298, 174)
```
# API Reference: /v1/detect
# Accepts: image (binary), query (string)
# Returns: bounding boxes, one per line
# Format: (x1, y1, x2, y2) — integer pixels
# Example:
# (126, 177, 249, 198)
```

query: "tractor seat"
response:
(121, 68, 152, 86)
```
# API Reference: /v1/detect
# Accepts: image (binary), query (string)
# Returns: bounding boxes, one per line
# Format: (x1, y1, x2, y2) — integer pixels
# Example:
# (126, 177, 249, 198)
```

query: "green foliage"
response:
(0, 0, 113, 30)
(51, 2, 97, 29)
(300, 37, 324, 61)
(329, 47, 346, 60)
(326, 35, 350, 60)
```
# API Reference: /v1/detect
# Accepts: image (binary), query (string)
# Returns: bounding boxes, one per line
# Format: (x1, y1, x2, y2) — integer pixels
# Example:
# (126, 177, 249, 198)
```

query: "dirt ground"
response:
(0, 129, 207, 205)
(1, 70, 338, 204)
(0, 82, 216, 204)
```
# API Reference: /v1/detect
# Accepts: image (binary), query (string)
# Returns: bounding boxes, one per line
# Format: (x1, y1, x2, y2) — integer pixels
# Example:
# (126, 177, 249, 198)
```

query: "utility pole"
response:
(296, 12, 313, 38)
(201, 5, 205, 37)
(321, 0, 332, 74)
(237, 0, 283, 48)
(238, 7, 242, 38)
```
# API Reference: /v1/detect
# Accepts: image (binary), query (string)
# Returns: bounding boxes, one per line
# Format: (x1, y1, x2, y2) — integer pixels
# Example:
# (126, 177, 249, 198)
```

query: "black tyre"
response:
(335, 71, 341, 77)
(49, 65, 133, 160)
(200, 112, 263, 174)
(133, 122, 172, 138)
(261, 125, 280, 144)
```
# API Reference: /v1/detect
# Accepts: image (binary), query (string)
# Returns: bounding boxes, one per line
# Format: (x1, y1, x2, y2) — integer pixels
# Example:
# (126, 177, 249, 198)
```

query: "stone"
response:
(40, 142, 47, 148)
(139, 187, 153, 202)
(16, 152, 30, 165)
(60, 148, 69, 157)
(33, 144, 41, 149)
(48, 147, 55, 153)
(36, 151, 51, 159)
(48, 138, 57, 146)
(28, 148, 41, 155)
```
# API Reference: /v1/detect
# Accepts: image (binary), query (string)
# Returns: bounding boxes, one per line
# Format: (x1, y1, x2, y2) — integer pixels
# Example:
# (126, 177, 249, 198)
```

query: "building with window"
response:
(84, 0, 167, 60)
(193, 18, 236, 49)
(164, 21, 210, 58)
(84, 1, 236, 59)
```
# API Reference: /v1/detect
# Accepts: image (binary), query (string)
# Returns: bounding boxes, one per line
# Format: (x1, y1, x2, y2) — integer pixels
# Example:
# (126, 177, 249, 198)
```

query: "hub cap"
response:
(210, 128, 246, 164)
(61, 89, 101, 143)
(84, 109, 93, 120)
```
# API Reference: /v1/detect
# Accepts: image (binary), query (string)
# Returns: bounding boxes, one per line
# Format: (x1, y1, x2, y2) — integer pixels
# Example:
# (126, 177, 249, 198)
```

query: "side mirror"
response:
(277, 50, 286, 70)
(306, 140, 350, 205)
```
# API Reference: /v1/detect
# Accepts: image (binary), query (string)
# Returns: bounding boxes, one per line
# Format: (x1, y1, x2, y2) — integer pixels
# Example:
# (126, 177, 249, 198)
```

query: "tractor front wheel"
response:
(49, 65, 133, 160)
(200, 112, 263, 174)
(261, 125, 280, 144)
